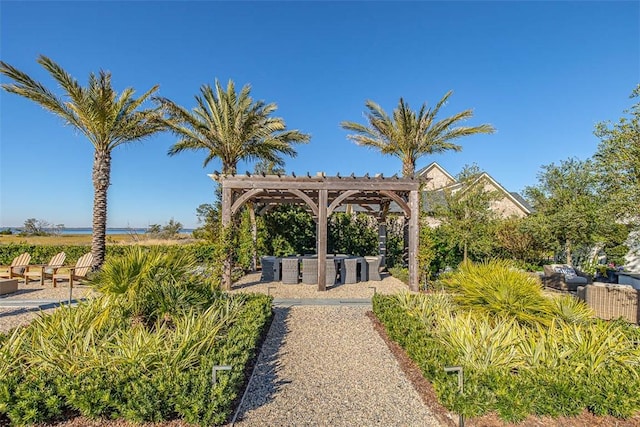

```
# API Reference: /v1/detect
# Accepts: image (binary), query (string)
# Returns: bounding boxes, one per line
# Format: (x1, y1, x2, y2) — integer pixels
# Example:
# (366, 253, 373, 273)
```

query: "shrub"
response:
(438, 260, 555, 326)
(372, 291, 640, 422)
(0, 249, 273, 426)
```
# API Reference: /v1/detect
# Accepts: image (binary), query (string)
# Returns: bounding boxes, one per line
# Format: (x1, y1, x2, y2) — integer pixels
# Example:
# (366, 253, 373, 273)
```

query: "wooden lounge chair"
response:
(0, 252, 31, 279)
(23, 252, 66, 286)
(52, 253, 93, 288)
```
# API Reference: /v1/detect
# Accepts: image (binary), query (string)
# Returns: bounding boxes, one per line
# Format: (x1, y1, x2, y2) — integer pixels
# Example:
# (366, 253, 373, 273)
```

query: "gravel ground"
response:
(0, 280, 98, 334)
(232, 305, 440, 426)
(229, 271, 411, 299)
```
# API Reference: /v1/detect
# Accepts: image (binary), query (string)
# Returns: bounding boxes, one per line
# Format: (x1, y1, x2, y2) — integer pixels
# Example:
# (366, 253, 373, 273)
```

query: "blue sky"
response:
(1, 1, 638, 229)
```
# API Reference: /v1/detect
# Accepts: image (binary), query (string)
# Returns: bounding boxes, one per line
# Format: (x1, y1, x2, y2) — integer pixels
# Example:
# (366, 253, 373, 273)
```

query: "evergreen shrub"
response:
(372, 263, 640, 422)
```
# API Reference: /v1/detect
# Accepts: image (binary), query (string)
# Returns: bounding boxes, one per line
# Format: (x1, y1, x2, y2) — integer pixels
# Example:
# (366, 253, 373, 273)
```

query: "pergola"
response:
(211, 172, 424, 292)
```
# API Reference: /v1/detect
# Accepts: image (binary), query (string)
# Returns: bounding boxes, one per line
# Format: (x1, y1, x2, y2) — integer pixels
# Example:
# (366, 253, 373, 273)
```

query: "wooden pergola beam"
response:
(213, 173, 424, 292)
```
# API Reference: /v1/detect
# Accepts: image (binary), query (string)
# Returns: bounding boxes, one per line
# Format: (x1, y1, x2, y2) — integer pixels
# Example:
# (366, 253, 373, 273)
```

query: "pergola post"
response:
(211, 173, 426, 292)
(221, 186, 233, 290)
(317, 189, 328, 291)
(408, 189, 420, 292)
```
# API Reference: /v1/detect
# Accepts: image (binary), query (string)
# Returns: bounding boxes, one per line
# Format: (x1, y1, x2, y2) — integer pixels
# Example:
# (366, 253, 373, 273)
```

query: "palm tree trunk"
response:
(566, 239, 572, 265)
(402, 160, 415, 178)
(91, 150, 111, 270)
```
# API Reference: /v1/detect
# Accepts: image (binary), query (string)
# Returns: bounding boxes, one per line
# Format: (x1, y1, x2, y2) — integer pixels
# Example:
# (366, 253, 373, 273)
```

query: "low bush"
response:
(388, 266, 409, 285)
(0, 243, 217, 265)
(0, 247, 272, 426)
(373, 265, 640, 422)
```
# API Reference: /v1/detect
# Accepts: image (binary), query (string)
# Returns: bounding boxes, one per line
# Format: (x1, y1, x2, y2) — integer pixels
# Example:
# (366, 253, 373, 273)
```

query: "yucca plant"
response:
(437, 311, 524, 371)
(393, 291, 454, 326)
(549, 294, 594, 324)
(439, 260, 555, 326)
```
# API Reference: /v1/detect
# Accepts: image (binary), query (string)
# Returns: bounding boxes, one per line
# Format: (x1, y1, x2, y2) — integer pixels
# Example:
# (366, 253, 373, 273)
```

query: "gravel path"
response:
(232, 305, 440, 426)
(0, 281, 97, 333)
(229, 271, 409, 299)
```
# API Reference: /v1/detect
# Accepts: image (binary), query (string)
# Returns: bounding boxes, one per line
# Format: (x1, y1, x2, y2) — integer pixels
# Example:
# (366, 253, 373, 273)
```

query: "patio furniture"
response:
(326, 259, 338, 286)
(281, 258, 300, 284)
(365, 256, 382, 281)
(616, 272, 640, 290)
(52, 253, 93, 288)
(0, 252, 31, 279)
(260, 256, 276, 282)
(341, 258, 358, 284)
(0, 278, 18, 295)
(301, 258, 318, 285)
(23, 252, 66, 286)
(543, 264, 591, 292)
(577, 283, 639, 324)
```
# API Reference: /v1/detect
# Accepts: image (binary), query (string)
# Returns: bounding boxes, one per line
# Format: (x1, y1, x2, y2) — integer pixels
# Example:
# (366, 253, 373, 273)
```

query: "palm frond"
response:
(341, 90, 495, 176)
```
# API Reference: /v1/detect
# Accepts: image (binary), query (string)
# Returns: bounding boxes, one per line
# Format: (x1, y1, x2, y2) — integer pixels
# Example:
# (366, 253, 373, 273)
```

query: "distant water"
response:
(1, 227, 194, 235)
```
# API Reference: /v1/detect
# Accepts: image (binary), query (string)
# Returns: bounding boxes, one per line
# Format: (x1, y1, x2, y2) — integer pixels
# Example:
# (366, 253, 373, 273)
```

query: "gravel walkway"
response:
(232, 305, 440, 426)
(0, 281, 97, 333)
(229, 271, 409, 299)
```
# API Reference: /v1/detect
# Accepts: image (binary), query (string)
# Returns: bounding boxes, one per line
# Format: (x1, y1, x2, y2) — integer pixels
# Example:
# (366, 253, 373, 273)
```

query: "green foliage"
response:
(524, 158, 604, 264)
(373, 291, 640, 422)
(20, 218, 60, 236)
(262, 205, 316, 255)
(341, 92, 495, 176)
(388, 266, 409, 284)
(439, 260, 555, 327)
(430, 164, 500, 262)
(328, 213, 377, 256)
(593, 84, 640, 226)
(0, 243, 217, 266)
(145, 219, 183, 239)
(493, 217, 549, 267)
(0, 249, 273, 426)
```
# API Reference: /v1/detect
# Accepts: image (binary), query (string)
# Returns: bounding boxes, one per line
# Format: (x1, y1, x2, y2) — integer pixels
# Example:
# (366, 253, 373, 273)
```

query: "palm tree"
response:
(1, 56, 166, 269)
(158, 79, 309, 290)
(341, 91, 495, 177)
(157, 79, 310, 175)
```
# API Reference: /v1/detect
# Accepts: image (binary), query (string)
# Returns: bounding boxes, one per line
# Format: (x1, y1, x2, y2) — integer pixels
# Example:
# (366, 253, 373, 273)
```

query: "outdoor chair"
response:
(0, 252, 31, 279)
(301, 258, 318, 285)
(577, 283, 639, 324)
(260, 256, 276, 282)
(281, 258, 299, 284)
(23, 252, 66, 286)
(365, 256, 382, 281)
(543, 264, 592, 292)
(326, 259, 338, 286)
(341, 258, 358, 284)
(52, 253, 93, 288)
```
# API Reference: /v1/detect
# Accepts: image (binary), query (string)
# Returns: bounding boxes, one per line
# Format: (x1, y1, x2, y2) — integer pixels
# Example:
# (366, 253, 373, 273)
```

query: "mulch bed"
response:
(366, 311, 640, 427)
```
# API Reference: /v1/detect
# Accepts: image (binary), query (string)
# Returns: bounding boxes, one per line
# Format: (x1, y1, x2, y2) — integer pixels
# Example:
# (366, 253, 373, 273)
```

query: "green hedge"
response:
(372, 293, 640, 422)
(0, 243, 217, 265)
(0, 293, 272, 426)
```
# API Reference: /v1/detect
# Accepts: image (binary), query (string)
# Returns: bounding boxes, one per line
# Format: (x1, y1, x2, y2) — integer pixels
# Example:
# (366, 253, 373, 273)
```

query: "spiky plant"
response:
(439, 260, 555, 326)
(437, 311, 524, 371)
(549, 294, 594, 324)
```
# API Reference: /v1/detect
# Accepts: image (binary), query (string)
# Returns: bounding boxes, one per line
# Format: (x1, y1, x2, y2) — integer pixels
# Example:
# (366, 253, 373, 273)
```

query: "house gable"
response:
(417, 162, 456, 190)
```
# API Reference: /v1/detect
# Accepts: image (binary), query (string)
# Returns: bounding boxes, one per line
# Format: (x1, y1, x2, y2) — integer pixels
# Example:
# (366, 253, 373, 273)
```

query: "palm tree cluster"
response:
(1, 55, 493, 273)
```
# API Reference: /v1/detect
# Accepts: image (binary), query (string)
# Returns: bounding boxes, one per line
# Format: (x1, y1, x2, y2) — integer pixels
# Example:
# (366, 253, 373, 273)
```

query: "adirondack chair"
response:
(23, 252, 66, 286)
(0, 252, 31, 279)
(52, 253, 94, 288)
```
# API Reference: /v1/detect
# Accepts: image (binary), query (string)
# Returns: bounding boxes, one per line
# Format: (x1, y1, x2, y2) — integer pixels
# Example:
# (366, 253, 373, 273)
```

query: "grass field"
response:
(0, 234, 200, 246)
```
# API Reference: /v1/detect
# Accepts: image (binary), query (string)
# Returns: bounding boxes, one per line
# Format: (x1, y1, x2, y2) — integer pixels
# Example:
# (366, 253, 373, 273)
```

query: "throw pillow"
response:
(554, 265, 576, 279)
